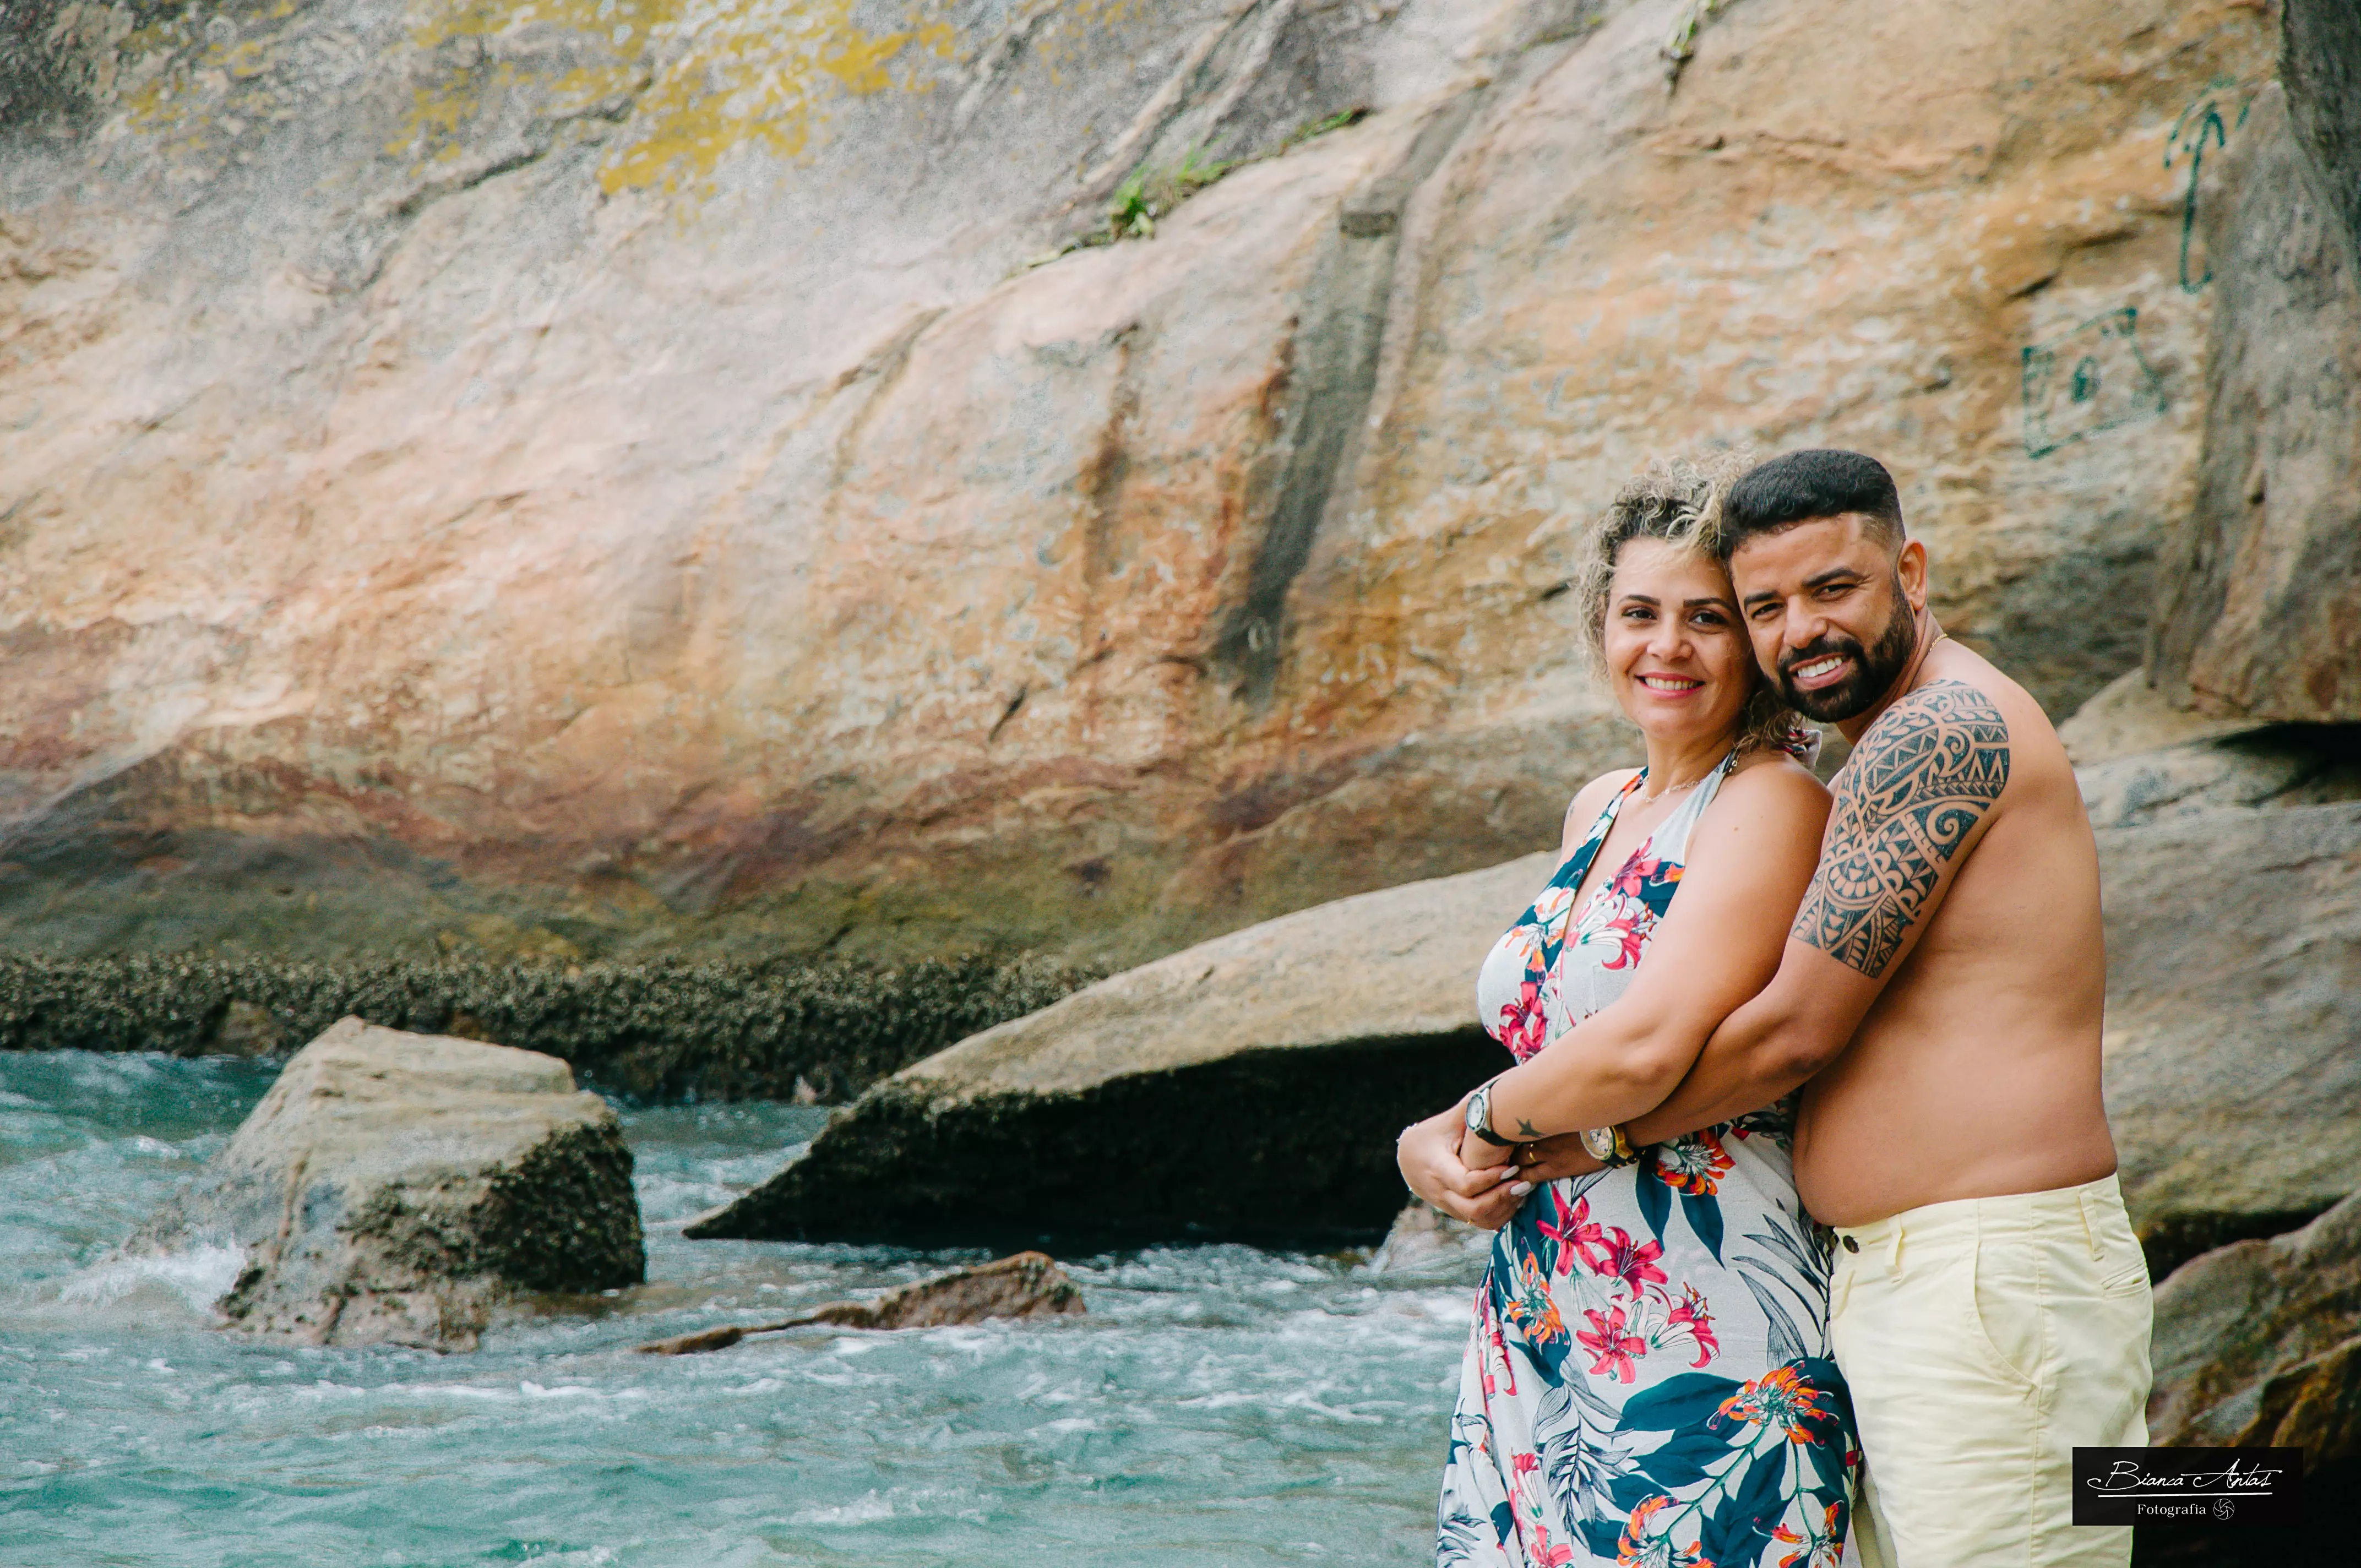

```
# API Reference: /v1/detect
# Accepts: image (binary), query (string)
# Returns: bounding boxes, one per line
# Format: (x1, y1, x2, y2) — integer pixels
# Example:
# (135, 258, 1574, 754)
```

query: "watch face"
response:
(1465, 1090, 1487, 1131)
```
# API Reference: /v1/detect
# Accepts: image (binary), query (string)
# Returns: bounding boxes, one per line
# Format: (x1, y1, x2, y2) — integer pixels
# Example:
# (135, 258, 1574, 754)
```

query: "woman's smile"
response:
(1636, 672, 1707, 694)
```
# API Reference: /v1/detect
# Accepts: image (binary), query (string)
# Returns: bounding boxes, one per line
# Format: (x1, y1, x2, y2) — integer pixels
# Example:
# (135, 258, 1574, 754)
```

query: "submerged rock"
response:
(2150, 1188, 2361, 1464)
(132, 1017, 644, 1350)
(684, 853, 1548, 1249)
(635, 1251, 1084, 1355)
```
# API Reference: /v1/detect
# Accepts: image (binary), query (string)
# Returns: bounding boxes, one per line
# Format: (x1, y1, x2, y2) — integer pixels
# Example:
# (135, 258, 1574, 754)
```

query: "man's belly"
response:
(1791, 1025, 2118, 1228)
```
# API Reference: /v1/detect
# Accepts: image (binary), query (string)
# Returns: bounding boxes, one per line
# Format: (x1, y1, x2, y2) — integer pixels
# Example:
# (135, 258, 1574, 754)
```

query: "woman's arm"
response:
(1465, 760, 1830, 1165)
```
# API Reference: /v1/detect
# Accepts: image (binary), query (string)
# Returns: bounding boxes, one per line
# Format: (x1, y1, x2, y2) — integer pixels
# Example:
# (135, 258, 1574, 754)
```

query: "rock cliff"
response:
(0, 0, 2282, 968)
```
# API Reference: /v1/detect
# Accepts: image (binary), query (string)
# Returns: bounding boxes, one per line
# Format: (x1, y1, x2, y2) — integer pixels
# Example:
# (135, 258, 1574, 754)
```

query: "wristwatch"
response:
(1580, 1124, 1640, 1167)
(1464, 1079, 1518, 1147)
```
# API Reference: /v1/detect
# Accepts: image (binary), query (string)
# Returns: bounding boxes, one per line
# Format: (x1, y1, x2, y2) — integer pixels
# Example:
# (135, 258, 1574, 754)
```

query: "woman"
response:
(1397, 456, 1857, 1568)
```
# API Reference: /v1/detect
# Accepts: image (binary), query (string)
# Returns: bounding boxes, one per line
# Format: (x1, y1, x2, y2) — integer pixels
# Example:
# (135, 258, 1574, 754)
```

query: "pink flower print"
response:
(1578, 1305, 1649, 1382)
(1539, 1190, 1606, 1275)
(1526, 1527, 1577, 1567)
(1607, 853, 1667, 900)
(1597, 908, 1654, 971)
(1586, 1226, 1668, 1297)
(1498, 982, 1549, 1061)
(1662, 1285, 1720, 1368)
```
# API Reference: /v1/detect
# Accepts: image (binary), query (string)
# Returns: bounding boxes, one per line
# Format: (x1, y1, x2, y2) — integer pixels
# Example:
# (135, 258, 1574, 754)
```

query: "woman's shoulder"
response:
(1558, 767, 1642, 848)
(1565, 767, 1644, 820)
(1715, 749, 1831, 821)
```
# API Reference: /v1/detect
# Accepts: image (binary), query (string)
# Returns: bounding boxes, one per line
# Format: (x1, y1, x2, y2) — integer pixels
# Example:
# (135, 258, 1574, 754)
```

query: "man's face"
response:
(1727, 514, 1925, 723)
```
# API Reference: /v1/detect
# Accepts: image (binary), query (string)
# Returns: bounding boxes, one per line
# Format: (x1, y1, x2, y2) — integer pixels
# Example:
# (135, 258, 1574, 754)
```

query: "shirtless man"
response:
(1404, 450, 2152, 1566)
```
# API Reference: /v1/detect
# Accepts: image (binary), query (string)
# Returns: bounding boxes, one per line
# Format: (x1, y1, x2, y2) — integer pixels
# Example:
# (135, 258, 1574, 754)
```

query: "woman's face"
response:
(1601, 537, 1758, 748)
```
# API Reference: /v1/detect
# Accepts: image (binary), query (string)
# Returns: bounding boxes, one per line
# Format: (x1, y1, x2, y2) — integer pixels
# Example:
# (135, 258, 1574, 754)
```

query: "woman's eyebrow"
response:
(1682, 595, 1736, 611)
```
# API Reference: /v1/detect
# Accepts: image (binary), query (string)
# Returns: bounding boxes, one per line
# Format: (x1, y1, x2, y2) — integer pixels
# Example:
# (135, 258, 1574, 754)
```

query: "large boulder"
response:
(0, 0, 2276, 971)
(2146, 78, 2361, 722)
(2149, 1188, 2361, 1461)
(684, 851, 1549, 1248)
(132, 1016, 644, 1349)
(2096, 799, 2361, 1277)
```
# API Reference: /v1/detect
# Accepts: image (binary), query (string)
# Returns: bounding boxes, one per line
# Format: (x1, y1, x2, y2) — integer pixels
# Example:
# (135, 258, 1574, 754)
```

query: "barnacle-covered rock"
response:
(128, 1017, 643, 1350)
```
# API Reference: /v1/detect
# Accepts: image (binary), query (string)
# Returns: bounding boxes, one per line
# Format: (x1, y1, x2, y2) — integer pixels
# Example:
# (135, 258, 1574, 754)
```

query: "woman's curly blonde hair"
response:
(1574, 450, 1814, 759)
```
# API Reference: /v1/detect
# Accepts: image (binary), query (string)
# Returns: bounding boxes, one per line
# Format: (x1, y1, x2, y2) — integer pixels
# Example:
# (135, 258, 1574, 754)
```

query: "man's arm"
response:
(1467, 761, 1829, 1161)
(1624, 680, 2014, 1142)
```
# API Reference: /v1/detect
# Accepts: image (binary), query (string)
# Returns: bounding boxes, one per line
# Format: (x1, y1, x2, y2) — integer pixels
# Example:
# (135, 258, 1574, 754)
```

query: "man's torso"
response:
(1793, 643, 2118, 1226)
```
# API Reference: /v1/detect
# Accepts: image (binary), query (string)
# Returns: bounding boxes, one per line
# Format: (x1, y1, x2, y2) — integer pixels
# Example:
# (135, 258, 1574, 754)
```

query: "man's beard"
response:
(1775, 597, 1919, 722)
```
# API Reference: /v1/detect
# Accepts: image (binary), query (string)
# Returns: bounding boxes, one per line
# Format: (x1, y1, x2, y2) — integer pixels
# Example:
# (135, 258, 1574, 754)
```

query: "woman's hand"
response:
(1397, 1103, 1532, 1229)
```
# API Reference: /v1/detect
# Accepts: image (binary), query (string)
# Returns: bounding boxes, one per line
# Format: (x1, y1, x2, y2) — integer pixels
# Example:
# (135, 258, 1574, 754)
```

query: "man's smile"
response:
(1788, 654, 1852, 689)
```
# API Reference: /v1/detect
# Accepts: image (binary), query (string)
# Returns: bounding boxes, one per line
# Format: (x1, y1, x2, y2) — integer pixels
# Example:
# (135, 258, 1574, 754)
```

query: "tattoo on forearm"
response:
(1793, 681, 2010, 977)
(1515, 1118, 1541, 1139)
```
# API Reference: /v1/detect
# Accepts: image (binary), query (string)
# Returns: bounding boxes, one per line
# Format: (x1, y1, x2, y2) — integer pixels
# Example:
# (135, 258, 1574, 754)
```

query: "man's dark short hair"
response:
(1720, 449, 1905, 557)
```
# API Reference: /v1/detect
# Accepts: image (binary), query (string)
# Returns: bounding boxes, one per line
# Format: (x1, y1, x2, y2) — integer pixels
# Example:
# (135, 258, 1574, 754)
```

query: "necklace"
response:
(1634, 770, 1706, 809)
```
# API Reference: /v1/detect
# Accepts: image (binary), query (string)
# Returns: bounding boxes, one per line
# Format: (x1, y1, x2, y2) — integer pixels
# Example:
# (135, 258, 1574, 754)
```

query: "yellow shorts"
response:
(1829, 1174, 2154, 1568)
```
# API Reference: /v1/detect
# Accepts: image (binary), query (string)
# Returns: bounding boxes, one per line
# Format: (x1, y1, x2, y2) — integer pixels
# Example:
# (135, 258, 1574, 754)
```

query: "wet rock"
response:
(636, 1251, 1084, 1355)
(2097, 802, 2361, 1277)
(132, 1017, 644, 1350)
(1367, 1201, 1493, 1276)
(2148, 75, 2361, 722)
(207, 998, 286, 1058)
(683, 852, 1549, 1249)
(2149, 1188, 2361, 1462)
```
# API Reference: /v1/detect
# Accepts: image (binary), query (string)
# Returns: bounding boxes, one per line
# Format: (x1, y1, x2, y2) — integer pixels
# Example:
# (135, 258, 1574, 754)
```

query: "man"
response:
(1405, 450, 2151, 1566)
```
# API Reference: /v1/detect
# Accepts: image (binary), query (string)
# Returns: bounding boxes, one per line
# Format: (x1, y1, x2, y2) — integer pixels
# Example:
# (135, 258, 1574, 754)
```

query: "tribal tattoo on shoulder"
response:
(1793, 680, 2011, 977)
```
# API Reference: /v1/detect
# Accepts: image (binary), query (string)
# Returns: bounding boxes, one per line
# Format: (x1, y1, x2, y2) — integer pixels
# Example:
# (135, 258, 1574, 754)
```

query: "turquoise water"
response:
(0, 1053, 1481, 1567)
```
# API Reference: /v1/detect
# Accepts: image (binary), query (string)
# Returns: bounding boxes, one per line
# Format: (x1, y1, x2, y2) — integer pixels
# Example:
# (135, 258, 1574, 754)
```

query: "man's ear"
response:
(1895, 538, 1929, 612)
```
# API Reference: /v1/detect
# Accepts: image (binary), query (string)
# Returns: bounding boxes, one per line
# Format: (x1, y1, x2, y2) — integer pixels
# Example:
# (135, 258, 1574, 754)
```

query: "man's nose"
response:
(1785, 604, 1827, 648)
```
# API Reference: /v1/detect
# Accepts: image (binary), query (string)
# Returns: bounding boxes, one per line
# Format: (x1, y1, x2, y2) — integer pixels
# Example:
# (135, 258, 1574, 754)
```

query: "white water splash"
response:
(58, 1243, 247, 1313)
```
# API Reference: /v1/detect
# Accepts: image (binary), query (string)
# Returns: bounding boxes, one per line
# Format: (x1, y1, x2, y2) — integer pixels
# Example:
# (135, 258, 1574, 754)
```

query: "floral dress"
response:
(1438, 755, 1858, 1568)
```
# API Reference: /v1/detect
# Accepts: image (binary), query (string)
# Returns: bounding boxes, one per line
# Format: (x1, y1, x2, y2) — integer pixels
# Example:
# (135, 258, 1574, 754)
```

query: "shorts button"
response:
(1841, 1234, 1860, 1253)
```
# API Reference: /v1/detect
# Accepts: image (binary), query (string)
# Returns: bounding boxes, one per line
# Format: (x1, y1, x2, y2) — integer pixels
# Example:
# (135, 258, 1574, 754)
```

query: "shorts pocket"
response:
(1967, 1235, 2047, 1392)
(2099, 1261, 2151, 1299)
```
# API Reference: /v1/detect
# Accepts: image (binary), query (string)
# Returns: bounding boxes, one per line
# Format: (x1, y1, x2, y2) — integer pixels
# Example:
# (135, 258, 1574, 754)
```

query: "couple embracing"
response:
(1397, 450, 2154, 1568)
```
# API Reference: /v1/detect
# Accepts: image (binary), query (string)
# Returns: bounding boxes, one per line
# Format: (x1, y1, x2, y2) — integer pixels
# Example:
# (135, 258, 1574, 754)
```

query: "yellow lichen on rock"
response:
(597, 0, 955, 194)
(390, 0, 956, 196)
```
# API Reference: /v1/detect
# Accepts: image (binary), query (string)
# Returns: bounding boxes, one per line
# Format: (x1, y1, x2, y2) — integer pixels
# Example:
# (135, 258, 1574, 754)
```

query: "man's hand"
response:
(1510, 1133, 1602, 1185)
(1396, 1103, 1531, 1229)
